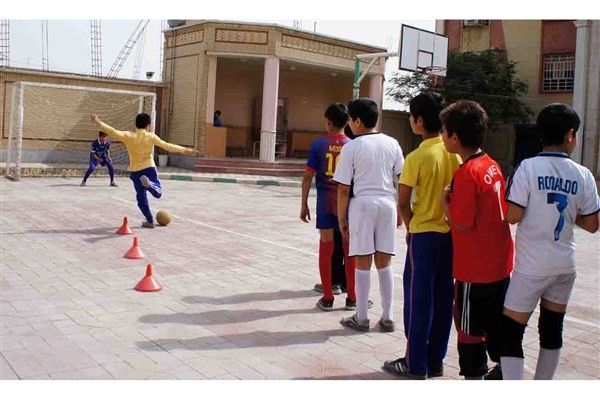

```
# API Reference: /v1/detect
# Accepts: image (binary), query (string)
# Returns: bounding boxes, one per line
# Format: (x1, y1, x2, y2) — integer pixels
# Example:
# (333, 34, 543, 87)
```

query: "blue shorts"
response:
(316, 213, 339, 230)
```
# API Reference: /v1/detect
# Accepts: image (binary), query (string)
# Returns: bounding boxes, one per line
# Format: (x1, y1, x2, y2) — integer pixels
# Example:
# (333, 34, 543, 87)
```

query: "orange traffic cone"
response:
(116, 217, 132, 235)
(135, 264, 162, 292)
(124, 236, 145, 259)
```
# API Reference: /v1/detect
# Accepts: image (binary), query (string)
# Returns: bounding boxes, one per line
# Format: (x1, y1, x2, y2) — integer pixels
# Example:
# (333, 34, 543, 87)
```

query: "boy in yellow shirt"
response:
(383, 92, 461, 379)
(91, 113, 198, 228)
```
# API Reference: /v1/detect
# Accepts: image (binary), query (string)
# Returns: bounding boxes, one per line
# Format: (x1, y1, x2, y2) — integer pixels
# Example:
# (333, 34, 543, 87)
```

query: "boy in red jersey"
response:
(440, 101, 515, 380)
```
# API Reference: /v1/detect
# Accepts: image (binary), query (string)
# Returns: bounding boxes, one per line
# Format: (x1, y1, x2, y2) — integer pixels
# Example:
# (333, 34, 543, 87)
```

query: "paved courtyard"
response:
(1, 177, 598, 380)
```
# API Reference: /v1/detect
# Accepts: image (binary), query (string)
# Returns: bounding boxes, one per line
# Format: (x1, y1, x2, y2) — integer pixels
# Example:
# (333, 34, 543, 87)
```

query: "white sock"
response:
(355, 269, 371, 321)
(500, 356, 524, 380)
(534, 348, 561, 380)
(377, 266, 394, 321)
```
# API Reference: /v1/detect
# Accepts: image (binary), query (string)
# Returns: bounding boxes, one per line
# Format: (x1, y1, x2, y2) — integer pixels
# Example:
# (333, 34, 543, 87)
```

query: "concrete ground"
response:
(1, 177, 598, 380)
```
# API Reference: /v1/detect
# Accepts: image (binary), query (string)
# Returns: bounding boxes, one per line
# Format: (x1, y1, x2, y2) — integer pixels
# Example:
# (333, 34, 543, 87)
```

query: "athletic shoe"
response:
(344, 299, 374, 311)
(378, 318, 395, 333)
(140, 175, 151, 188)
(141, 220, 155, 229)
(80, 181, 86, 187)
(313, 283, 342, 295)
(316, 297, 334, 311)
(110, 181, 119, 187)
(340, 314, 369, 332)
(484, 364, 502, 380)
(382, 358, 426, 380)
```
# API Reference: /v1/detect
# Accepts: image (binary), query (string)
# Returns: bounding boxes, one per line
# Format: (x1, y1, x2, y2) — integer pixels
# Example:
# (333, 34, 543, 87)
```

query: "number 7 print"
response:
(547, 192, 568, 241)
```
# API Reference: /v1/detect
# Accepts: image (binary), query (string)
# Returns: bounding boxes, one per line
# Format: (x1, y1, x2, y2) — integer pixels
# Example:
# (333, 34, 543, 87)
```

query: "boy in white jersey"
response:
(500, 103, 600, 380)
(333, 98, 405, 332)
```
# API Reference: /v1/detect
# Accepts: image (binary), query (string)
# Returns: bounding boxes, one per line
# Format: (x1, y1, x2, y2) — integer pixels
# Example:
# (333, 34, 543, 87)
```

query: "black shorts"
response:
(454, 277, 510, 337)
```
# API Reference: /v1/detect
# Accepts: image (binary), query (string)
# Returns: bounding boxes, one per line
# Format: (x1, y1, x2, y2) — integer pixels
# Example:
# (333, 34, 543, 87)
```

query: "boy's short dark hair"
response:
(135, 113, 151, 129)
(98, 131, 108, 137)
(324, 103, 349, 129)
(347, 98, 378, 129)
(214, 110, 221, 116)
(536, 103, 580, 146)
(409, 92, 445, 133)
(440, 100, 488, 149)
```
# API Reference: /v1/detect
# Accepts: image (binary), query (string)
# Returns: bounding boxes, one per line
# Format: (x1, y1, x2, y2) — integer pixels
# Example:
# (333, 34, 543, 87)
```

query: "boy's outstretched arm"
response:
(90, 114, 129, 141)
(152, 135, 199, 156)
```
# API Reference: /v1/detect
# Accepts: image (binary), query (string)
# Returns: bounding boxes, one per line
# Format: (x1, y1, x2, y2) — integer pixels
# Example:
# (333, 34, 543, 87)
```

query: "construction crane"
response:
(0, 20, 9, 67)
(41, 20, 49, 70)
(90, 20, 102, 77)
(132, 27, 147, 79)
(106, 19, 150, 79)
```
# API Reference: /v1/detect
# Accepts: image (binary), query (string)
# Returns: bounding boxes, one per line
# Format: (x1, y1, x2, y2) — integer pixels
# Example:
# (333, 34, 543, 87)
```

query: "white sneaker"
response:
(140, 175, 151, 188)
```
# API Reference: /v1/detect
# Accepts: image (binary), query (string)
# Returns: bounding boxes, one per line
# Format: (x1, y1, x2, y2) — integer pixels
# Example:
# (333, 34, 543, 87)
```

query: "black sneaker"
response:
(110, 181, 119, 187)
(313, 283, 342, 295)
(484, 364, 502, 380)
(316, 297, 334, 311)
(382, 357, 426, 380)
(344, 299, 374, 311)
(340, 314, 370, 332)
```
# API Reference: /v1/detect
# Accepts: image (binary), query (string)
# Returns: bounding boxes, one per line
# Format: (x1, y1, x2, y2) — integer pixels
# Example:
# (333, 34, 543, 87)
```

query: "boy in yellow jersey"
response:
(383, 92, 461, 379)
(90, 113, 198, 228)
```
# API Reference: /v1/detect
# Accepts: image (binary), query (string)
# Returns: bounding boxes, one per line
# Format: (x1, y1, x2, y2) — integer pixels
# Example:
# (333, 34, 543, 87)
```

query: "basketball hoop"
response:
(424, 66, 447, 87)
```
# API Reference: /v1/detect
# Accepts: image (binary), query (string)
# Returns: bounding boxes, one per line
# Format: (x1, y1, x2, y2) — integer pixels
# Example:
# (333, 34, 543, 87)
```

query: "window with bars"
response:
(542, 54, 575, 92)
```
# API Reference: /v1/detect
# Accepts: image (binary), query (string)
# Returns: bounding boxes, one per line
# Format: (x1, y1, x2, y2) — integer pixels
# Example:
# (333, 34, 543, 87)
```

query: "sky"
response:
(6, 19, 436, 110)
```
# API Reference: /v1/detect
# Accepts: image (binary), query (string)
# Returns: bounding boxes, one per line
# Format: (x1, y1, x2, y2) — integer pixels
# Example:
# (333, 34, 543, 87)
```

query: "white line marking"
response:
(111, 196, 315, 256)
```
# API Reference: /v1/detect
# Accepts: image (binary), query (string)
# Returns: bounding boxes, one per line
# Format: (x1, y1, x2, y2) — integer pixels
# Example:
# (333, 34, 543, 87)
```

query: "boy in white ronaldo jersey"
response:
(500, 103, 600, 380)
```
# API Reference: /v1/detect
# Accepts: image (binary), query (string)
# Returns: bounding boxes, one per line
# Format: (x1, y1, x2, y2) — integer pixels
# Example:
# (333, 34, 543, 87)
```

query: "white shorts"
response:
(348, 195, 397, 256)
(504, 270, 576, 313)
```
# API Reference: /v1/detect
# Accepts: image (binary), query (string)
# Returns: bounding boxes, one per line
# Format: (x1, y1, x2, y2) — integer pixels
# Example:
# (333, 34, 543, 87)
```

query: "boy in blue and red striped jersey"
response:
(300, 103, 358, 312)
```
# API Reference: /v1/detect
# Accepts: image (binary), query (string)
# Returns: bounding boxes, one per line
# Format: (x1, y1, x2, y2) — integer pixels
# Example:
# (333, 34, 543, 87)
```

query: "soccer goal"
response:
(4, 81, 157, 181)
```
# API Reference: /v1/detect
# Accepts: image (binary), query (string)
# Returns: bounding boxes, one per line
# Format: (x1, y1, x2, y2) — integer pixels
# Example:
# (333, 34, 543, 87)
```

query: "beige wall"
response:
(461, 26, 491, 52)
(501, 21, 573, 116)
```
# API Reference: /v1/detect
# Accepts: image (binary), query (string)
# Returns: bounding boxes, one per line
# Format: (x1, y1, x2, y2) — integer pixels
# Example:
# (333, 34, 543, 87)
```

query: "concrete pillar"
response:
(572, 20, 591, 164)
(260, 57, 279, 162)
(205, 56, 218, 124)
(368, 74, 384, 131)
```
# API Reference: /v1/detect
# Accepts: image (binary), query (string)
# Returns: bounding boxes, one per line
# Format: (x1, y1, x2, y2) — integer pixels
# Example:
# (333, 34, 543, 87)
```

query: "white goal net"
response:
(5, 81, 156, 181)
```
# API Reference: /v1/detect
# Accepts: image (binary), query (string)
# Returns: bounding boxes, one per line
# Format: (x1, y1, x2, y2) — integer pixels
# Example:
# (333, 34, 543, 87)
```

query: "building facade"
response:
(162, 20, 387, 164)
(438, 20, 577, 116)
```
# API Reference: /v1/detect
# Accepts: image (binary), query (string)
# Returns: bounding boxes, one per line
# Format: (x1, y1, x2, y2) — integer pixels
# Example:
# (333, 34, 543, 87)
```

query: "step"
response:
(195, 158, 305, 170)
(193, 165, 305, 177)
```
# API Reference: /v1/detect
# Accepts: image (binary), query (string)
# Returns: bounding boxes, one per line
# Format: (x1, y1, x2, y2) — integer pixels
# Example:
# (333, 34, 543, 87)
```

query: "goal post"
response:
(4, 81, 157, 181)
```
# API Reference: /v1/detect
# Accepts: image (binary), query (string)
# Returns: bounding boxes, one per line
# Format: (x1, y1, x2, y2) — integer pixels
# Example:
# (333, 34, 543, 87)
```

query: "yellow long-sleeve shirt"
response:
(98, 121, 187, 172)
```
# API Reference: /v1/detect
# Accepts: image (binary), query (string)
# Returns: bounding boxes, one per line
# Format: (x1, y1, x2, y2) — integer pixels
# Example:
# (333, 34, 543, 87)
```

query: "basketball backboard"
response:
(399, 24, 449, 76)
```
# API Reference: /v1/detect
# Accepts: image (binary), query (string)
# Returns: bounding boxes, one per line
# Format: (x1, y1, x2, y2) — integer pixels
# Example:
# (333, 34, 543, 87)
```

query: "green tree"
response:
(387, 49, 533, 123)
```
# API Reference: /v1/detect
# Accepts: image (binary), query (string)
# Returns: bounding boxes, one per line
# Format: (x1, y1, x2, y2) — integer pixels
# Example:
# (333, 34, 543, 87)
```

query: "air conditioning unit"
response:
(463, 20, 488, 27)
